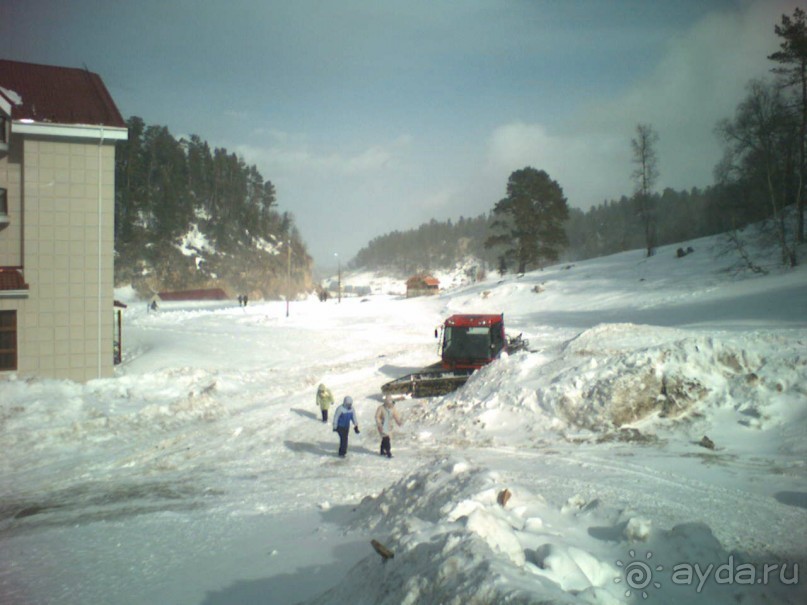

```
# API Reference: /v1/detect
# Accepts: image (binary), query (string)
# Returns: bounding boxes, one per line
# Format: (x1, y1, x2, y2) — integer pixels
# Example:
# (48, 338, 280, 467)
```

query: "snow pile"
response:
(4, 368, 223, 439)
(542, 325, 781, 431)
(409, 323, 806, 445)
(309, 458, 618, 605)
(306, 456, 804, 605)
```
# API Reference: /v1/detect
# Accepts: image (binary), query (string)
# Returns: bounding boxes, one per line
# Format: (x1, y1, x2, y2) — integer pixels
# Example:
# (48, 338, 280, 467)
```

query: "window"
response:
(0, 115, 7, 148)
(443, 325, 493, 360)
(0, 188, 7, 217)
(0, 310, 17, 371)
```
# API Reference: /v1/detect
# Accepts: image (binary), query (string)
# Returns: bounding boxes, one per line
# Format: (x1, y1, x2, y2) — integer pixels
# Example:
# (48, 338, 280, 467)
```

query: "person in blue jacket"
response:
(332, 396, 360, 457)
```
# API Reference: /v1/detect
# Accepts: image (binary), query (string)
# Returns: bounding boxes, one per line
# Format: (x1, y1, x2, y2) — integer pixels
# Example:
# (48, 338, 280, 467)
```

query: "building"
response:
(406, 274, 440, 298)
(0, 60, 127, 381)
(154, 288, 230, 302)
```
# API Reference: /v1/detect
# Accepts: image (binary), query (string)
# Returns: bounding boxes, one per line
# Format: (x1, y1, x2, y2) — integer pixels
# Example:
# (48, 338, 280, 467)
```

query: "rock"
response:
(699, 435, 715, 450)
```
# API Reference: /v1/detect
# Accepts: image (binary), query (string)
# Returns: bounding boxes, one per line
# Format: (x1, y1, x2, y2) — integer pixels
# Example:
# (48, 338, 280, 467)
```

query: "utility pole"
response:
(286, 239, 291, 317)
(334, 252, 341, 303)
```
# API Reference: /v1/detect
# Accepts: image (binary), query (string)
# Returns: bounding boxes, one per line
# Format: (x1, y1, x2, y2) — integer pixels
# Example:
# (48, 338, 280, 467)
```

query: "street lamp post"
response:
(334, 252, 341, 303)
(286, 239, 291, 317)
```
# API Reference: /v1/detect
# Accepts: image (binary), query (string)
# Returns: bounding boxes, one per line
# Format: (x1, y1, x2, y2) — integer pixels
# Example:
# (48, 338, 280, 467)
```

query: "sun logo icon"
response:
(614, 549, 663, 599)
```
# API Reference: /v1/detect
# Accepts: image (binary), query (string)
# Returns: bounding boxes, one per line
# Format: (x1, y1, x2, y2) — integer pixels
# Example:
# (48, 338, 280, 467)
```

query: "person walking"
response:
(316, 383, 334, 423)
(332, 396, 360, 457)
(375, 395, 404, 458)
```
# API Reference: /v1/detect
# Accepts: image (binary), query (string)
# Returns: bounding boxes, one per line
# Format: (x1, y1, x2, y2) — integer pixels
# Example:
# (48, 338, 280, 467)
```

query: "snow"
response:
(0, 85, 22, 105)
(178, 223, 213, 256)
(1, 234, 806, 604)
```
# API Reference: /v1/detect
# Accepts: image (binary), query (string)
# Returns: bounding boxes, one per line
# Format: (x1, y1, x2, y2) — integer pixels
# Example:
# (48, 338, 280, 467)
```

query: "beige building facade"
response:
(0, 60, 127, 382)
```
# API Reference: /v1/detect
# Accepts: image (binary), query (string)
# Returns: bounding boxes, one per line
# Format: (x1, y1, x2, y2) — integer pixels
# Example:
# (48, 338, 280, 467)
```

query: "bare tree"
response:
(769, 7, 807, 242)
(715, 79, 798, 267)
(631, 123, 659, 257)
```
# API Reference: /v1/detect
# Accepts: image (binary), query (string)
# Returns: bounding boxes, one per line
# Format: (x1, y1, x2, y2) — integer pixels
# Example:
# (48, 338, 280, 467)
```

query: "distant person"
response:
(316, 383, 334, 423)
(149, 300, 158, 312)
(375, 395, 404, 458)
(332, 396, 360, 457)
(243, 294, 248, 306)
(238, 295, 243, 306)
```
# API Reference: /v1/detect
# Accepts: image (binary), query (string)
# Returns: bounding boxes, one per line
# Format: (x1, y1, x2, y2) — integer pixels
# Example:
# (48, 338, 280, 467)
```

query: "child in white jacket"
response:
(375, 395, 403, 458)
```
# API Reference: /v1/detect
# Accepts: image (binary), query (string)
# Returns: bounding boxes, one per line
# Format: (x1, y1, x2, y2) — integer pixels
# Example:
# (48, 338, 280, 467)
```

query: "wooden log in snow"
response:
(371, 539, 395, 561)
(497, 488, 512, 507)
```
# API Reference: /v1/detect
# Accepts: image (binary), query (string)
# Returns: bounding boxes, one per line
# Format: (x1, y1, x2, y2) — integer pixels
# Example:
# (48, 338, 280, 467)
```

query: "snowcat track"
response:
(381, 370, 474, 398)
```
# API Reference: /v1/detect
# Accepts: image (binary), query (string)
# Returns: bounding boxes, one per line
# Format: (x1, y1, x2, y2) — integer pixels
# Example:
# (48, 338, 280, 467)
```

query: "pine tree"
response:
(115, 116, 147, 244)
(485, 167, 570, 273)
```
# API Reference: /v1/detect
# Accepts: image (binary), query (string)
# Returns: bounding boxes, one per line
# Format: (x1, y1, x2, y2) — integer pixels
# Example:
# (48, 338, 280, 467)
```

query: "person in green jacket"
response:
(316, 383, 334, 423)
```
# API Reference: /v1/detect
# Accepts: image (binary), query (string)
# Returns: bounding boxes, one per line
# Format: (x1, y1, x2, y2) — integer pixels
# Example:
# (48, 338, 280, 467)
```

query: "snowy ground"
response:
(1, 233, 806, 604)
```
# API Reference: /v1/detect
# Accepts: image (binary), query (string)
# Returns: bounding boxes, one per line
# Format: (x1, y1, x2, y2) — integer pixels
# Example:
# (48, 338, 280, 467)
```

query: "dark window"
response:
(0, 115, 6, 144)
(442, 325, 492, 361)
(0, 310, 17, 371)
(0, 188, 7, 216)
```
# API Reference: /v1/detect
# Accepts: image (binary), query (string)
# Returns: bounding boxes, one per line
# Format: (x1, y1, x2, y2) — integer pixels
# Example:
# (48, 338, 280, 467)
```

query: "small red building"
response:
(406, 275, 439, 298)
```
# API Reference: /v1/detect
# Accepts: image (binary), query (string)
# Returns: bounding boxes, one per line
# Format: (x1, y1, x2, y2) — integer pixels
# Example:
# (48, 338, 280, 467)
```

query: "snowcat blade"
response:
(381, 370, 473, 398)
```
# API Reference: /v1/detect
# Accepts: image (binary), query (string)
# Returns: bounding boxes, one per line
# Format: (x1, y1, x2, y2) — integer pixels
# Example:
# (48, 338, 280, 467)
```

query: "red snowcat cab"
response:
(381, 313, 528, 398)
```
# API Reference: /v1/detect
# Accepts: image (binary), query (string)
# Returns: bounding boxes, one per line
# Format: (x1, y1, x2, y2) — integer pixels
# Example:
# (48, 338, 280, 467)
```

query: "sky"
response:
(1, 227, 805, 604)
(1, 0, 799, 266)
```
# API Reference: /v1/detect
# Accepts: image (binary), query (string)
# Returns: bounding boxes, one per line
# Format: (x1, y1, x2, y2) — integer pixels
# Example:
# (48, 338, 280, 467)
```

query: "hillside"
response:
(113, 118, 314, 300)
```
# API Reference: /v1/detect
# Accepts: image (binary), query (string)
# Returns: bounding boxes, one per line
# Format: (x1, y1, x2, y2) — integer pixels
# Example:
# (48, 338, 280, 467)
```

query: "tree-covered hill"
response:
(114, 117, 312, 300)
(351, 214, 499, 275)
(350, 182, 794, 277)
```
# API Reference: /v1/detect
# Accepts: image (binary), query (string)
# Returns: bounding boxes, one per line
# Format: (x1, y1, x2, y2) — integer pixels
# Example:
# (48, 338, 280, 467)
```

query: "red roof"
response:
(0, 268, 29, 291)
(157, 288, 230, 301)
(406, 274, 439, 287)
(0, 59, 125, 128)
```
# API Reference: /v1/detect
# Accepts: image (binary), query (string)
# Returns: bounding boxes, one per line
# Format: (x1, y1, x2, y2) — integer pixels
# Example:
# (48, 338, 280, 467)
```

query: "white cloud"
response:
(417, 186, 463, 212)
(484, 0, 788, 209)
(235, 134, 409, 178)
(223, 109, 249, 120)
(486, 123, 629, 207)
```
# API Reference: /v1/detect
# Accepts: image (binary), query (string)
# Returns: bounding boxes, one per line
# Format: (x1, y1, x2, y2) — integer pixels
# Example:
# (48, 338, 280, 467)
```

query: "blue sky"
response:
(1, 0, 796, 266)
